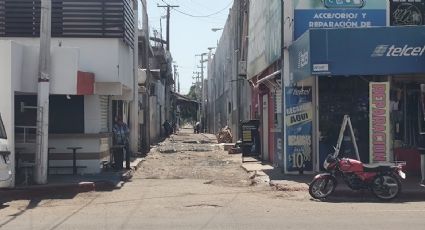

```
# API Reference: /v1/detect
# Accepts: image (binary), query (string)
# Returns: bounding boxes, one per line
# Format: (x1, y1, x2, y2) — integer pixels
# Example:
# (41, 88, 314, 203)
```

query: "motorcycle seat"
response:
(363, 163, 395, 172)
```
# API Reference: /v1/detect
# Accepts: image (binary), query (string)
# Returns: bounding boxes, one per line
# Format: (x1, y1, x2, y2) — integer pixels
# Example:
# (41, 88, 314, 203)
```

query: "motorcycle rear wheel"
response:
(371, 174, 401, 201)
(309, 176, 337, 199)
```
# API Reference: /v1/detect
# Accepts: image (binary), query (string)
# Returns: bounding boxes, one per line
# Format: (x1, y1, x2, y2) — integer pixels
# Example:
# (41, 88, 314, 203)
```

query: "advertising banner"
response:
(285, 86, 313, 173)
(294, 0, 387, 40)
(390, 0, 425, 26)
(369, 82, 390, 163)
(275, 131, 284, 167)
(247, 0, 281, 78)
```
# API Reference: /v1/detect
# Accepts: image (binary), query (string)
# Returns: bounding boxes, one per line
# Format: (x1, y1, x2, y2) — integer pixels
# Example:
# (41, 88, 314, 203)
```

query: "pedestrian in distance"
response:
(112, 115, 130, 170)
(194, 121, 201, 134)
(163, 120, 172, 137)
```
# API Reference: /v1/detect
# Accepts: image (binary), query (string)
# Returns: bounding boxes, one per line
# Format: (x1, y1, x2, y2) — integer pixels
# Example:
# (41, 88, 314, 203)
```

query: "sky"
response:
(145, 0, 232, 95)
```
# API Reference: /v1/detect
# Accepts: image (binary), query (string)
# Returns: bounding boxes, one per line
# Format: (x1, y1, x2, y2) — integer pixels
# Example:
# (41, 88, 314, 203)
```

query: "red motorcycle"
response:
(309, 116, 406, 201)
(309, 153, 406, 200)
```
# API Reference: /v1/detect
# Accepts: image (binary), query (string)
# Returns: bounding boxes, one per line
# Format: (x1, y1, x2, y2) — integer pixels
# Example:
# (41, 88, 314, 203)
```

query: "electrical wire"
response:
(161, 0, 232, 18)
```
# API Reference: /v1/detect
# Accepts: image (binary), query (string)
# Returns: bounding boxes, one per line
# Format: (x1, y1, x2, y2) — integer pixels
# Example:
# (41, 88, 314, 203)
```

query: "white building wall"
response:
(20, 46, 39, 93)
(118, 40, 134, 89)
(0, 38, 134, 91)
(11, 42, 24, 93)
(19, 46, 79, 94)
(84, 96, 102, 134)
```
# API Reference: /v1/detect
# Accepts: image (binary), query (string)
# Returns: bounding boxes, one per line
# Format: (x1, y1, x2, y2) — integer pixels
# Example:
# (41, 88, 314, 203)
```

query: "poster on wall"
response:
(390, 0, 425, 26)
(275, 131, 283, 167)
(293, 0, 388, 40)
(285, 86, 313, 173)
(369, 82, 390, 163)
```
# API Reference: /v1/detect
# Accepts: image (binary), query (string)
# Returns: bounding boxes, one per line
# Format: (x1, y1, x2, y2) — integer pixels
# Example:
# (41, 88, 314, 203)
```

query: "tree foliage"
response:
(187, 85, 199, 101)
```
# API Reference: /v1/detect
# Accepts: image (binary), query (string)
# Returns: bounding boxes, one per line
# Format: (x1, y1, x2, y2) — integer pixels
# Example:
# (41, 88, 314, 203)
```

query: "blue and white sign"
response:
(289, 26, 425, 82)
(294, 9, 387, 39)
(285, 87, 313, 173)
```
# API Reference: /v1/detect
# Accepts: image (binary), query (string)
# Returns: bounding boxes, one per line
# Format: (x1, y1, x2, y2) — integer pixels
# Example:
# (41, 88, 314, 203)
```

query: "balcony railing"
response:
(15, 126, 37, 144)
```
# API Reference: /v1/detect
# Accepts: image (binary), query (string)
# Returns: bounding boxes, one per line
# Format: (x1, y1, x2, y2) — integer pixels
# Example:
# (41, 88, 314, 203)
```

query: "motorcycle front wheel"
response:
(371, 174, 402, 201)
(309, 176, 337, 200)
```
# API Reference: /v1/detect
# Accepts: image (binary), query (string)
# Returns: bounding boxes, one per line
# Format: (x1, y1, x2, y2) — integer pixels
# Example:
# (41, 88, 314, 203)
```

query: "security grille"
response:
(0, 0, 135, 47)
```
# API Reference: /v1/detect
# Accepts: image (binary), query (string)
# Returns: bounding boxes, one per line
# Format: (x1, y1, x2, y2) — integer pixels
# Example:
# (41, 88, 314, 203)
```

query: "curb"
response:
(0, 158, 145, 198)
(120, 157, 145, 182)
(269, 180, 309, 192)
(269, 180, 425, 200)
(0, 180, 116, 198)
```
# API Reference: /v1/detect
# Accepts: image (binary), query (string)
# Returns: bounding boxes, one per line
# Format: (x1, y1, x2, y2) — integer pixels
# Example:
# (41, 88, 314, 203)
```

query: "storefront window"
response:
(319, 77, 370, 162)
(49, 95, 85, 134)
(392, 81, 424, 147)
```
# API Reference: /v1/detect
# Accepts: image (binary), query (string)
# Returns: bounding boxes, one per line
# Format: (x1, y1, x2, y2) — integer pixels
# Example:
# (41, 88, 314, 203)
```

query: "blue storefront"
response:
(287, 25, 425, 175)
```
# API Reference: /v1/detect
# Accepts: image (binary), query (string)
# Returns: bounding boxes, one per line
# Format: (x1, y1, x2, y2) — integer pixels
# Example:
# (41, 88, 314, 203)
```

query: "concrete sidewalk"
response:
(0, 157, 145, 196)
(242, 160, 425, 199)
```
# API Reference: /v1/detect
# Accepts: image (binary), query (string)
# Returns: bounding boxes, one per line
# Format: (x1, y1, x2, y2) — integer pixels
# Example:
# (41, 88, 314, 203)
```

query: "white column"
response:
(34, 0, 51, 184)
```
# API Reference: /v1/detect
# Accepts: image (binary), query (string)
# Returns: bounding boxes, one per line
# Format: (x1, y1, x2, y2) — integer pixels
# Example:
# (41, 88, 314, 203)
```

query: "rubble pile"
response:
(216, 126, 233, 143)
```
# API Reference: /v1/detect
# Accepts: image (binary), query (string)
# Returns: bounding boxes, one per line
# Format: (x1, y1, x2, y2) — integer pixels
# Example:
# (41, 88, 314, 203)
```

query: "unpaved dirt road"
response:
(136, 130, 252, 187)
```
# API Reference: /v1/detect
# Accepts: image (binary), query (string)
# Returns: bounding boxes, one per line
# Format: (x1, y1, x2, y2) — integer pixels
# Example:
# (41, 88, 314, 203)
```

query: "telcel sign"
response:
(371, 44, 425, 57)
(325, 0, 365, 8)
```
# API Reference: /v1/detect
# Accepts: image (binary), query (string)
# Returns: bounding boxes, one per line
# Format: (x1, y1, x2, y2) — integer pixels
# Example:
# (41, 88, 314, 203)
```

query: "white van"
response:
(0, 113, 11, 182)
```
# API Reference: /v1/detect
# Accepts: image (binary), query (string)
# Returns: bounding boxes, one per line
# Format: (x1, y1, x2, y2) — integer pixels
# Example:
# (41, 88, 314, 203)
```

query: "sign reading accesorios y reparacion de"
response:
(293, 0, 387, 40)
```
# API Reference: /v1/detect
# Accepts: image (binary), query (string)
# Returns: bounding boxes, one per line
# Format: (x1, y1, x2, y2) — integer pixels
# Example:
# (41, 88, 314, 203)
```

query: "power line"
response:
(161, 0, 232, 18)
(158, 3, 180, 51)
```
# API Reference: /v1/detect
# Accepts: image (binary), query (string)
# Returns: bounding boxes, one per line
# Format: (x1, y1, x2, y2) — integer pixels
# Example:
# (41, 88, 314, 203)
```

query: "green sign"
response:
(324, 0, 364, 8)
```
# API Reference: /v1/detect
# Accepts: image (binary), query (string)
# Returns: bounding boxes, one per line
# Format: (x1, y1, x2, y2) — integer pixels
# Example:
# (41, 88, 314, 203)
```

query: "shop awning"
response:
(256, 70, 281, 90)
(289, 26, 425, 82)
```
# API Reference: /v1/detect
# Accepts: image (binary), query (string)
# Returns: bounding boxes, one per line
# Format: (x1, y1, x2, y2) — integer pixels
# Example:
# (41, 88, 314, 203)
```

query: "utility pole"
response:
(196, 53, 208, 131)
(177, 72, 180, 93)
(192, 71, 201, 122)
(141, 0, 151, 154)
(173, 64, 178, 92)
(34, 0, 51, 185)
(234, 0, 242, 142)
(177, 73, 180, 93)
(157, 4, 179, 51)
(129, 0, 139, 160)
